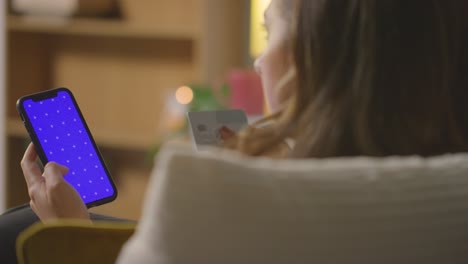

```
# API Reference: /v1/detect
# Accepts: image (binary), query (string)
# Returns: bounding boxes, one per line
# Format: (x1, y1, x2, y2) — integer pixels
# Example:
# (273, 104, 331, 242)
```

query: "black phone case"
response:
(16, 87, 118, 208)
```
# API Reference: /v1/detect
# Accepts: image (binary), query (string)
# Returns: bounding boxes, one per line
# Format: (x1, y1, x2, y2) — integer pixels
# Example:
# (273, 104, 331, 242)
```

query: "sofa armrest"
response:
(16, 220, 136, 264)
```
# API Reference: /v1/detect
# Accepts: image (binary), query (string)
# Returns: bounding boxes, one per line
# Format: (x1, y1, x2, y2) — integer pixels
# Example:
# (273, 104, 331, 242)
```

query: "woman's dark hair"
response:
(230, 0, 468, 158)
(291, 0, 468, 157)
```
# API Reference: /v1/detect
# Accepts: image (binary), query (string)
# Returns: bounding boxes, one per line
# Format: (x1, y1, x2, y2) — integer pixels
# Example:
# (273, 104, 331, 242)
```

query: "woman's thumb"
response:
(43, 162, 69, 185)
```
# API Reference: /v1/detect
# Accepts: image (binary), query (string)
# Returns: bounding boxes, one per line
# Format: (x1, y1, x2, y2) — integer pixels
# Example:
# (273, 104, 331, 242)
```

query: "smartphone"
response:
(187, 109, 248, 150)
(16, 87, 117, 208)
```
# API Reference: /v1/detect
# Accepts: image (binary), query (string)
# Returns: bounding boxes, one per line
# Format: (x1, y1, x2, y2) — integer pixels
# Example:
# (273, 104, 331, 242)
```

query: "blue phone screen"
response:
(22, 90, 115, 204)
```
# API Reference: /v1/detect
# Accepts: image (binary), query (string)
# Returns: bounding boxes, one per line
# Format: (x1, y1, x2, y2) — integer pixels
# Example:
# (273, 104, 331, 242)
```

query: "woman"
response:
(2, 0, 468, 262)
(233, 0, 468, 158)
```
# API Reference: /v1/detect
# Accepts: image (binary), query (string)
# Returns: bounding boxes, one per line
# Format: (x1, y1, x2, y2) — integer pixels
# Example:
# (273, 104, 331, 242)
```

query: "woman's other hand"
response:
(20, 143, 90, 222)
(219, 126, 237, 141)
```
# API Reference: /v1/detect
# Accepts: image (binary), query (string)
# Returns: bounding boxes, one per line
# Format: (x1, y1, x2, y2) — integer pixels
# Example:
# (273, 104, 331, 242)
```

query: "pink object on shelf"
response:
(227, 69, 264, 115)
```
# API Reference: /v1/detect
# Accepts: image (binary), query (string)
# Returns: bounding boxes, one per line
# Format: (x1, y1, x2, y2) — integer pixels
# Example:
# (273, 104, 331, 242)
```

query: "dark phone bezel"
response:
(16, 87, 118, 208)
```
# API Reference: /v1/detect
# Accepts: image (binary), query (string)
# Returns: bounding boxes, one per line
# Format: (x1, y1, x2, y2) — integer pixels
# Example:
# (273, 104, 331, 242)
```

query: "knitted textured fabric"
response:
(118, 144, 468, 264)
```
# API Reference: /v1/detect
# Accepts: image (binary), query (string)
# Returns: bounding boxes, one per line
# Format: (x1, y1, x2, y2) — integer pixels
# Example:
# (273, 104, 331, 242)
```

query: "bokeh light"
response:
(175, 86, 194, 105)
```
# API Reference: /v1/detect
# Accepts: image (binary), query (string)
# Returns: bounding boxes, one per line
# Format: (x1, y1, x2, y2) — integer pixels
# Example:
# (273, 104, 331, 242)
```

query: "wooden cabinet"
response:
(5, 0, 246, 219)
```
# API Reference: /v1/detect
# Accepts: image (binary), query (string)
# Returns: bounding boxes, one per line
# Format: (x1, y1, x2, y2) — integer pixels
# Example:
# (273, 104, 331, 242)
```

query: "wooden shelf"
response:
(7, 15, 198, 40)
(7, 118, 155, 151)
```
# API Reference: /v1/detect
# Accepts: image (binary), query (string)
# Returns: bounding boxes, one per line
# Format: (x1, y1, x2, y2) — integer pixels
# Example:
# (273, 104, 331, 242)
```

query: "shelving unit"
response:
(4, 0, 246, 219)
(8, 15, 198, 40)
(0, 2, 6, 212)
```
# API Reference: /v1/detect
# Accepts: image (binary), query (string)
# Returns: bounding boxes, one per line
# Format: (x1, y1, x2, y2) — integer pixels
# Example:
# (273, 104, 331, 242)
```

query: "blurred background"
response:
(0, 0, 270, 219)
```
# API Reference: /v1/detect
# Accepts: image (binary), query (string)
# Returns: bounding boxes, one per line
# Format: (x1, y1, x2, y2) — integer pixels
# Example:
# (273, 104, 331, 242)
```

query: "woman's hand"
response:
(20, 143, 90, 222)
(219, 126, 237, 141)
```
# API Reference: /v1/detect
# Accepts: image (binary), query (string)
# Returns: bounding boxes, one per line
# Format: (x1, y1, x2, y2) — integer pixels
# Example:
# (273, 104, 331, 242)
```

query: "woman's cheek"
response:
(265, 84, 280, 112)
(256, 32, 290, 112)
(259, 57, 280, 112)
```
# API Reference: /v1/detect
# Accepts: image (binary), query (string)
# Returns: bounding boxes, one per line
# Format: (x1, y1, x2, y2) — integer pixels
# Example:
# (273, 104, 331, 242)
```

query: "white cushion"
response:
(117, 144, 468, 264)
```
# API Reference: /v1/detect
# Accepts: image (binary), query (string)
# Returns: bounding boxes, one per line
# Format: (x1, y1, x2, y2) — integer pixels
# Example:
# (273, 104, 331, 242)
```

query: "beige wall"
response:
(0, 1, 5, 211)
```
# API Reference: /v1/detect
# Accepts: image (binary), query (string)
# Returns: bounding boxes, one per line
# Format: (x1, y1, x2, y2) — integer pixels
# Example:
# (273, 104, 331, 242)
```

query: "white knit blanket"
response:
(117, 144, 468, 264)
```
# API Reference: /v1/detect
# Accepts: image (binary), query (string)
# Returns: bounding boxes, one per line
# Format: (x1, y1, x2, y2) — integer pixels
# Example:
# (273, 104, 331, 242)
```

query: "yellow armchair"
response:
(16, 221, 136, 264)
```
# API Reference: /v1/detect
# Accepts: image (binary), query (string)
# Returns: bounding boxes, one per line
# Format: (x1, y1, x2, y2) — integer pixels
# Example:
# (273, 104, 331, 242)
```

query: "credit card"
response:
(187, 109, 248, 150)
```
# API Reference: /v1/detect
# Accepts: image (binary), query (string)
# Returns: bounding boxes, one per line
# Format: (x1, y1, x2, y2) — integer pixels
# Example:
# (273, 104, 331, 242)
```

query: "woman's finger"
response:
(219, 126, 236, 141)
(43, 162, 69, 188)
(20, 143, 43, 189)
